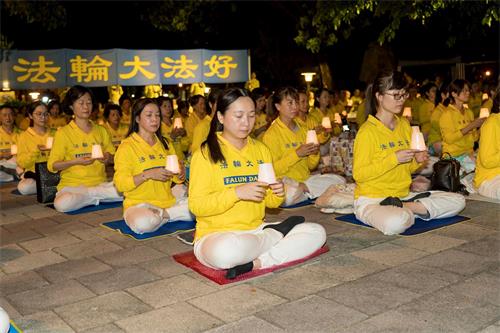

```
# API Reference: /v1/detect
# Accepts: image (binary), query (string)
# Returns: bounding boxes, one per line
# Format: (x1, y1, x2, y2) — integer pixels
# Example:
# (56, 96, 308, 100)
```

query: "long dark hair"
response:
(28, 101, 47, 128)
(127, 98, 169, 151)
(365, 71, 407, 116)
(443, 79, 470, 107)
(61, 85, 94, 116)
(202, 88, 253, 164)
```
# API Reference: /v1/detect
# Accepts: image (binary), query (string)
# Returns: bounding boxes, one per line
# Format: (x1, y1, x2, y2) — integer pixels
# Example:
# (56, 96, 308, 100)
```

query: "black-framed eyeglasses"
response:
(385, 92, 410, 101)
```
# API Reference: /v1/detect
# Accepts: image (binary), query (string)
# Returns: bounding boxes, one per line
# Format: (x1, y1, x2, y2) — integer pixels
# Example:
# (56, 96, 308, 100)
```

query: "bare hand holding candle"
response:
(45, 136, 54, 149)
(479, 108, 490, 118)
(334, 113, 342, 124)
(10, 144, 17, 155)
(321, 117, 332, 129)
(306, 130, 319, 145)
(91, 144, 104, 159)
(173, 117, 183, 129)
(258, 162, 277, 185)
(165, 154, 180, 174)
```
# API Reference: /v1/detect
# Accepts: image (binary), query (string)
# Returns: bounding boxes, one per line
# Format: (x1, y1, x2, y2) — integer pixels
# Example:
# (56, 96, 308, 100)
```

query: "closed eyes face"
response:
(137, 104, 161, 133)
(218, 96, 256, 140)
(72, 93, 93, 119)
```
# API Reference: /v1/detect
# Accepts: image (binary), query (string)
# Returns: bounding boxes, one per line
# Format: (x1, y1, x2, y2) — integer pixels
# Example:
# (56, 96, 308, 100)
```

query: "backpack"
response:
(430, 153, 467, 194)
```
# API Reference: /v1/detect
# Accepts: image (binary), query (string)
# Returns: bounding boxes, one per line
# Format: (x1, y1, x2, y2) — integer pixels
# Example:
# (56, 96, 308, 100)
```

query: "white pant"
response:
(354, 191, 466, 235)
(283, 174, 346, 206)
(478, 175, 500, 200)
(0, 170, 13, 182)
(194, 222, 326, 269)
(17, 177, 36, 195)
(54, 181, 123, 212)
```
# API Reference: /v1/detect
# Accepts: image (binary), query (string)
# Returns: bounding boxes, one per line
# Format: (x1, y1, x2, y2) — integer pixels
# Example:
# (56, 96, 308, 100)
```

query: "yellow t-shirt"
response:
(427, 103, 445, 145)
(17, 128, 55, 172)
(185, 112, 205, 145)
(474, 113, 500, 187)
(190, 116, 211, 153)
(103, 122, 128, 148)
(440, 105, 477, 157)
(188, 133, 283, 241)
(262, 118, 319, 182)
(468, 94, 482, 118)
(418, 99, 434, 138)
(160, 121, 188, 161)
(0, 126, 20, 155)
(114, 133, 181, 210)
(47, 115, 68, 131)
(353, 115, 421, 199)
(251, 112, 268, 140)
(356, 100, 368, 127)
(47, 121, 115, 190)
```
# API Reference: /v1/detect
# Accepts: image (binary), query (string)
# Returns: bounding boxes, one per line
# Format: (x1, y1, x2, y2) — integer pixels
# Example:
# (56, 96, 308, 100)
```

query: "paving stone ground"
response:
(1, 181, 499, 332)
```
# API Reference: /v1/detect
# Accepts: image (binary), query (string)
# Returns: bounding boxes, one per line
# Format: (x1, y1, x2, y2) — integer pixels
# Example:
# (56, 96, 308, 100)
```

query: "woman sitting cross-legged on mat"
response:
(353, 71, 466, 235)
(188, 88, 326, 279)
(47, 85, 122, 212)
(114, 98, 192, 234)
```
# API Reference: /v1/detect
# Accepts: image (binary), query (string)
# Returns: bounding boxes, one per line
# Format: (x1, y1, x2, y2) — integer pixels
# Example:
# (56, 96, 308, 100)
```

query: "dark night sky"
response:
(3, 1, 499, 91)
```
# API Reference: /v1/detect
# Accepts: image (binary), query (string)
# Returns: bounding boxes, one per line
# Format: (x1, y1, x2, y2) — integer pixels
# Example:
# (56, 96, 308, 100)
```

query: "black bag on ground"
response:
(35, 162, 60, 203)
(430, 153, 462, 192)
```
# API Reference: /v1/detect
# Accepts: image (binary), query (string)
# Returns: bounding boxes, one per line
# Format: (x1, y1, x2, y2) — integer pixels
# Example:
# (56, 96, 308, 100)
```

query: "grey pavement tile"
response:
(430, 222, 491, 241)
(77, 212, 122, 227)
(127, 274, 216, 308)
(324, 228, 396, 257)
(37, 221, 93, 236)
(454, 236, 500, 259)
(49, 214, 79, 224)
(389, 233, 467, 253)
(19, 232, 82, 253)
(0, 271, 49, 296)
(447, 272, 500, 306)
(54, 291, 152, 331)
(304, 253, 388, 282)
(367, 262, 462, 294)
(316, 218, 359, 236)
(69, 226, 117, 241)
(35, 257, 112, 283)
(0, 244, 28, 264)
(95, 245, 166, 267)
(477, 325, 500, 333)
(188, 284, 286, 322)
(1, 250, 66, 274)
(0, 228, 44, 246)
(81, 323, 126, 333)
(351, 242, 429, 267)
(77, 266, 160, 295)
(137, 256, 191, 278)
(0, 296, 21, 318)
(1, 217, 59, 233)
(468, 214, 500, 231)
(25, 209, 60, 219)
(318, 276, 421, 316)
(146, 236, 194, 255)
(414, 249, 497, 276)
(461, 201, 500, 218)
(115, 301, 222, 333)
(252, 267, 342, 300)
(15, 310, 75, 333)
(53, 238, 123, 260)
(100, 233, 141, 248)
(204, 316, 283, 333)
(7, 279, 95, 315)
(256, 295, 368, 332)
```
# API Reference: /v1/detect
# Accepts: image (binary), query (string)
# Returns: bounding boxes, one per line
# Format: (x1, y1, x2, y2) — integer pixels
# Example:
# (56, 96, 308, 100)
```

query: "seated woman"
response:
(47, 85, 122, 212)
(47, 100, 68, 131)
(353, 71, 465, 235)
(189, 88, 326, 279)
(427, 88, 448, 156)
(0, 106, 22, 182)
(17, 102, 54, 195)
(102, 103, 128, 149)
(158, 96, 188, 161)
(474, 90, 500, 199)
(262, 87, 345, 207)
(114, 98, 192, 234)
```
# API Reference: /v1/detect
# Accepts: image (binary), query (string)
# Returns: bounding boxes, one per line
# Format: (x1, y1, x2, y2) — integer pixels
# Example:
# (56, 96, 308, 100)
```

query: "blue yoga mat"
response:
(102, 219, 196, 240)
(335, 213, 470, 235)
(9, 321, 22, 333)
(47, 200, 123, 215)
(281, 198, 315, 209)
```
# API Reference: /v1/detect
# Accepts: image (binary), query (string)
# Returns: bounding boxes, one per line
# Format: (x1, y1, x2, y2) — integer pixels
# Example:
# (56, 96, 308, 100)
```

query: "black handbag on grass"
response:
(35, 162, 60, 203)
(430, 153, 467, 193)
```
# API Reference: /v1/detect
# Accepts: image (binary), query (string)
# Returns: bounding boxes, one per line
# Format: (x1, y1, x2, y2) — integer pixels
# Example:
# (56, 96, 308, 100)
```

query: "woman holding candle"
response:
(427, 88, 449, 156)
(189, 88, 326, 279)
(158, 96, 188, 160)
(474, 90, 500, 199)
(262, 87, 345, 206)
(0, 106, 22, 182)
(114, 98, 192, 234)
(16, 102, 55, 195)
(47, 85, 122, 212)
(47, 100, 68, 131)
(353, 71, 465, 235)
(102, 104, 128, 149)
(416, 82, 437, 140)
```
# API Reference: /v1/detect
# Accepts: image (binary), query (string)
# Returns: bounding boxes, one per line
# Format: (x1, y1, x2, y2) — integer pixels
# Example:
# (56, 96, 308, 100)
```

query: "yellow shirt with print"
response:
(114, 133, 182, 210)
(0, 126, 20, 156)
(17, 128, 55, 172)
(440, 105, 477, 157)
(161, 122, 188, 160)
(353, 115, 422, 199)
(427, 103, 445, 145)
(47, 121, 115, 190)
(103, 122, 128, 148)
(474, 113, 500, 187)
(262, 118, 319, 182)
(189, 133, 283, 241)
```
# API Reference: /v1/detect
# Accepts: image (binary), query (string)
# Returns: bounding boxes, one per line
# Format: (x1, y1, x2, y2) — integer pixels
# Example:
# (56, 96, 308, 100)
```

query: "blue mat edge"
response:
(102, 219, 196, 240)
(47, 200, 123, 215)
(281, 198, 316, 209)
(335, 213, 470, 236)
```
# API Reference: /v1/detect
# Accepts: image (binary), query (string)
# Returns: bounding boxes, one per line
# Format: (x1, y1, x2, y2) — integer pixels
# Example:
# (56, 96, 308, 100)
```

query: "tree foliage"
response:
(295, 0, 500, 53)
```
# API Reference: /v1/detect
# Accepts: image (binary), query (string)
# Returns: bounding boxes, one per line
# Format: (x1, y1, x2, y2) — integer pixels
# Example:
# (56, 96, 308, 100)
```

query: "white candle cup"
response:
(482, 93, 489, 101)
(403, 107, 412, 118)
(10, 144, 17, 155)
(46, 136, 54, 149)
(411, 126, 420, 134)
(410, 132, 426, 151)
(347, 100, 353, 107)
(165, 154, 180, 174)
(91, 144, 104, 159)
(479, 108, 490, 118)
(258, 162, 277, 184)
(463, 103, 469, 109)
(321, 116, 332, 129)
(334, 113, 342, 124)
(173, 117, 183, 129)
(306, 130, 319, 145)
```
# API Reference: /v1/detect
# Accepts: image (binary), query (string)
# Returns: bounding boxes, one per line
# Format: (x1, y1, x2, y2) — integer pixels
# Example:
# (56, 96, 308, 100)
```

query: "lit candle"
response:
(321, 117, 332, 129)
(91, 144, 103, 159)
(46, 136, 54, 149)
(10, 144, 17, 155)
(258, 162, 277, 184)
(479, 108, 490, 118)
(482, 93, 489, 101)
(306, 130, 319, 145)
(410, 131, 426, 151)
(173, 117, 183, 129)
(463, 104, 469, 109)
(403, 107, 412, 118)
(411, 126, 420, 134)
(341, 110, 347, 117)
(347, 100, 353, 107)
(334, 113, 342, 124)
(165, 154, 180, 174)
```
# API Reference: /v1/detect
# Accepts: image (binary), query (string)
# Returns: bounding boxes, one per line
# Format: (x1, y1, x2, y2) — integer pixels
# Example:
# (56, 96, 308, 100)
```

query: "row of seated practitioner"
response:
(1, 73, 498, 279)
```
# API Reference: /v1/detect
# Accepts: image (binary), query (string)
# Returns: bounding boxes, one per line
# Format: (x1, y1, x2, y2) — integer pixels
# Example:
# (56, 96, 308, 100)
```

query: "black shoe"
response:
(225, 261, 254, 279)
(402, 192, 431, 202)
(379, 196, 403, 208)
(263, 216, 305, 237)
